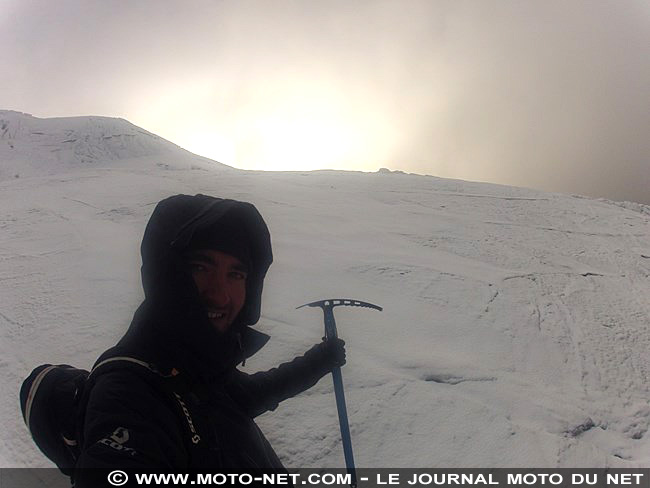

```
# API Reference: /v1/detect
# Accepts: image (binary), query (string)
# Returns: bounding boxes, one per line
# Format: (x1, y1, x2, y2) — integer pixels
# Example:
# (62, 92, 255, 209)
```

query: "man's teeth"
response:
(207, 311, 226, 319)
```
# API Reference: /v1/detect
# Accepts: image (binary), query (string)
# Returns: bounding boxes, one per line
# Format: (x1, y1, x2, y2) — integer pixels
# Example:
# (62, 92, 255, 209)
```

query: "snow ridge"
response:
(0, 110, 227, 179)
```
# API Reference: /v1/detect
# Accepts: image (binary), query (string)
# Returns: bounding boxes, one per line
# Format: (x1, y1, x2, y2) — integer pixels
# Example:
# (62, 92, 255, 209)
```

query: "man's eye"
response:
(229, 271, 247, 280)
(190, 263, 206, 272)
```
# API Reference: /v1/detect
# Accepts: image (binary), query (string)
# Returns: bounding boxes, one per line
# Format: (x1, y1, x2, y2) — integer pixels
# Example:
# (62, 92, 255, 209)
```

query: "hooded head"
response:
(140, 194, 272, 327)
(122, 194, 273, 378)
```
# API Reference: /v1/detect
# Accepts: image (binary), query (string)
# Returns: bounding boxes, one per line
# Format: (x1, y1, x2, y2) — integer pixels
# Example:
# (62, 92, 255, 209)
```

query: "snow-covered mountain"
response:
(0, 110, 228, 180)
(3, 112, 650, 471)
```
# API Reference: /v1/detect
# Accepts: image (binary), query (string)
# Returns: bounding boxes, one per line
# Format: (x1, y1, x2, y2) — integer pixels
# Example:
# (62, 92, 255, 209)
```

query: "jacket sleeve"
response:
(227, 342, 337, 418)
(74, 370, 188, 485)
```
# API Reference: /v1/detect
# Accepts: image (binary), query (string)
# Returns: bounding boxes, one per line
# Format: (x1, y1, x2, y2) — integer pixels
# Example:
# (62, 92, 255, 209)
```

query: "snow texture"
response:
(2, 111, 650, 469)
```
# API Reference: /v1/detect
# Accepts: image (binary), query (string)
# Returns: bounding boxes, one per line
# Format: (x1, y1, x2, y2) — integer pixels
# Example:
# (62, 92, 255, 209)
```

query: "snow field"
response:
(2, 112, 650, 469)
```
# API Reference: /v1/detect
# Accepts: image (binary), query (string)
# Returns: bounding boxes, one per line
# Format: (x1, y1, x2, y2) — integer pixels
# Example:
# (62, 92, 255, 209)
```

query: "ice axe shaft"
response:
(297, 299, 383, 488)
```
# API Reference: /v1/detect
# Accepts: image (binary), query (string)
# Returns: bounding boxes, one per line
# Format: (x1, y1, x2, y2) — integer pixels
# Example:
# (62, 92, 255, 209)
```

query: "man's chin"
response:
(209, 318, 233, 333)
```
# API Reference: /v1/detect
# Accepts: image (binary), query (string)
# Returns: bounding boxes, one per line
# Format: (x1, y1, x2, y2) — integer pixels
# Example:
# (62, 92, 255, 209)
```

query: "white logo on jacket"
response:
(110, 427, 129, 444)
(98, 427, 137, 456)
(174, 392, 201, 444)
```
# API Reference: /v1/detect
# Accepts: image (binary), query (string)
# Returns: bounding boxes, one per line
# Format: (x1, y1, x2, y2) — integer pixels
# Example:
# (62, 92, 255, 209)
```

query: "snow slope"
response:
(2, 113, 650, 470)
(0, 110, 228, 180)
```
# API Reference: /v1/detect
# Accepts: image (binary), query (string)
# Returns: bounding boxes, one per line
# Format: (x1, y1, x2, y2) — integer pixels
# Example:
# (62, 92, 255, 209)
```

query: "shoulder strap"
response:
(84, 356, 213, 466)
(90, 356, 168, 377)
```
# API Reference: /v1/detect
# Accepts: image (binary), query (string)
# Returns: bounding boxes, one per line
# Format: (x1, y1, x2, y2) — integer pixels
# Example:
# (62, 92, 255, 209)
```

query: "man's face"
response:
(186, 249, 248, 333)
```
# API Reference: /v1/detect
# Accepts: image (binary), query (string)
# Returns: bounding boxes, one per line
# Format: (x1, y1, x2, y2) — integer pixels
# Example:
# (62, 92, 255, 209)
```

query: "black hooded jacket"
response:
(74, 195, 335, 479)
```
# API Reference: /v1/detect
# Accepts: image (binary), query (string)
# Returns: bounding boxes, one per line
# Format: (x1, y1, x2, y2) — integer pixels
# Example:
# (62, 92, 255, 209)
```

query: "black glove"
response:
(317, 337, 346, 368)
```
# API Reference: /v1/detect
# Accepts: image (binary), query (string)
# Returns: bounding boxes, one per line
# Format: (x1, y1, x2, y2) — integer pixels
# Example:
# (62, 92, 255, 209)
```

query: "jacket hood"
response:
(140, 194, 272, 326)
(113, 194, 273, 382)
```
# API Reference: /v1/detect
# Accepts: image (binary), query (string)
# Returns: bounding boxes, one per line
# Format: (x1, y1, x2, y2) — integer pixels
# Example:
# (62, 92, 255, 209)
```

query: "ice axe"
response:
(297, 299, 382, 487)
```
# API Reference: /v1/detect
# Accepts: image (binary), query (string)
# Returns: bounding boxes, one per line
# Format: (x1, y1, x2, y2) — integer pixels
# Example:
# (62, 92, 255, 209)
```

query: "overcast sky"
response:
(1, 0, 648, 203)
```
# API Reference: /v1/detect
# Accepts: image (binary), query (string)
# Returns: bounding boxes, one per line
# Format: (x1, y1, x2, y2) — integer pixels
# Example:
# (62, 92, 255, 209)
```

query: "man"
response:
(74, 194, 345, 479)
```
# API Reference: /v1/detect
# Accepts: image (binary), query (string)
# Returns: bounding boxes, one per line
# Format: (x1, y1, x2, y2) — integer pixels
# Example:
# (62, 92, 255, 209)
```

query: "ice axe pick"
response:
(297, 299, 383, 487)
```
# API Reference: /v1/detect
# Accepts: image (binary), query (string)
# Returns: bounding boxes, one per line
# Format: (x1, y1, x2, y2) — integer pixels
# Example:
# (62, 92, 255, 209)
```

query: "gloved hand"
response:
(317, 337, 346, 368)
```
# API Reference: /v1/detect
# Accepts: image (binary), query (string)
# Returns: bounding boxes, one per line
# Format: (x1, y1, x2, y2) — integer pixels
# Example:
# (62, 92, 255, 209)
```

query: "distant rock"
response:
(378, 167, 406, 175)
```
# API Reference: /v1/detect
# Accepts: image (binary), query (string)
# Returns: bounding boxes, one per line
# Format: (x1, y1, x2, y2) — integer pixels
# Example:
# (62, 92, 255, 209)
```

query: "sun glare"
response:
(178, 130, 237, 167)
(138, 81, 396, 172)
(206, 91, 391, 171)
(236, 98, 360, 171)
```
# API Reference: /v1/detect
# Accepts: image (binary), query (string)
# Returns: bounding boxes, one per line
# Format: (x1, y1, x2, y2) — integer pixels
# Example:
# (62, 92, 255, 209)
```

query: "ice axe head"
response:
(296, 298, 382, 339)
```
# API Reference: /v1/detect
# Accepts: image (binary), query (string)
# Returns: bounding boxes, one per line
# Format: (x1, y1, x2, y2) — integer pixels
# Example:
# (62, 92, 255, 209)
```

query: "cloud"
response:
(1, 0, 648, 203)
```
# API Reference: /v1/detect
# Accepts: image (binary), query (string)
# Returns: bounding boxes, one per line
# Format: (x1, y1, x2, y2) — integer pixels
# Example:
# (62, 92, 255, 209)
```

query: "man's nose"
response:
(204, 274, 230, 306)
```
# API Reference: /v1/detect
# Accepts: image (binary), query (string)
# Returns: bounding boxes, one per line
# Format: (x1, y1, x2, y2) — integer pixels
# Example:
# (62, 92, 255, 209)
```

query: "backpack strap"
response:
(90, 356, 166, 377)
(81, 356, 215, 467)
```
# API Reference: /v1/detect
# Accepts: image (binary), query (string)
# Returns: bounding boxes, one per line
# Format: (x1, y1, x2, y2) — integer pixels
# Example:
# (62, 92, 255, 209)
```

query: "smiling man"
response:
(73, 194, 345, 482)
(187, 248, 249, 332)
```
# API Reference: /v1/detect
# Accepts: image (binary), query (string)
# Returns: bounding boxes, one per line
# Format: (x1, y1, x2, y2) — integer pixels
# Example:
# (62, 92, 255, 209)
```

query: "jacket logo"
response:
(110, 427, 129, 444)
(174, 392, 201, 444)
(98, 427, 137, 456)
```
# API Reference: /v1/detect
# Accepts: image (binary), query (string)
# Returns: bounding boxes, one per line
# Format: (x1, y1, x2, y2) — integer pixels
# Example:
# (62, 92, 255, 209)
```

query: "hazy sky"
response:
(2, 0, 649, 203)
